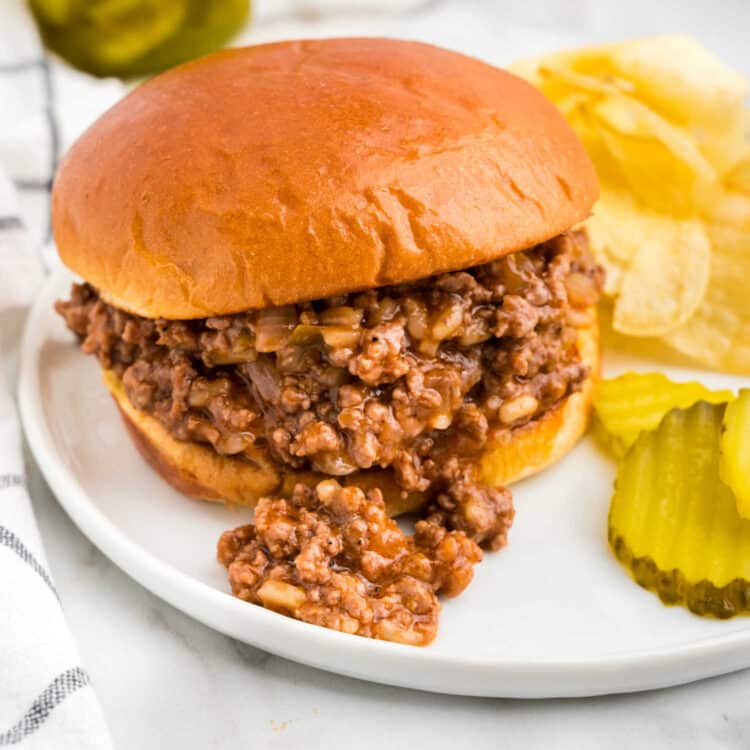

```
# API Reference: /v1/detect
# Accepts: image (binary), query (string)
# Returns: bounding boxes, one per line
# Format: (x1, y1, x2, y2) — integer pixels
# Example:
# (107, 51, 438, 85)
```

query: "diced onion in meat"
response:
(318, 306, 363, 329)
(255, 306, 297, 352)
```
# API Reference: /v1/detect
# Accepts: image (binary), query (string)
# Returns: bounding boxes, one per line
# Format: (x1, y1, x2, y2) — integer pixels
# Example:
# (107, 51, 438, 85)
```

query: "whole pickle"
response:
(29, 0, 250, 79)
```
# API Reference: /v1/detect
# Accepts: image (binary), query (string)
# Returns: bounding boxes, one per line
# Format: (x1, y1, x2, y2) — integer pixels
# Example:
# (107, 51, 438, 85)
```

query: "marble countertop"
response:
(22, 1, 750, 747)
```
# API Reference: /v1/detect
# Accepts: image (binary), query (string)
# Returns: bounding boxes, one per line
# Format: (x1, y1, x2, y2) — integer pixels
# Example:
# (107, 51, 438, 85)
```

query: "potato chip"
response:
(584, 188, 642, 294)
(537, 63, 630, 98)
(613, 216, 710, 336)
(726, 156, 750, 195)
(664, 223, 750, 373)
(699, 118, 750, 178)
(509, 48, 614, 90)
(599, 36, 748, 177)
(552, 92, 590, 119)
(590, 95, 716, 216)
(584, 186, 709, 308)
(513, 37, 750, 364)
(562, 105, 625, 188)
(601, 35, 748, 129)
(706, 188, 750, 230)
(592, 95, 713, 170)
(586, 185, 712, 337)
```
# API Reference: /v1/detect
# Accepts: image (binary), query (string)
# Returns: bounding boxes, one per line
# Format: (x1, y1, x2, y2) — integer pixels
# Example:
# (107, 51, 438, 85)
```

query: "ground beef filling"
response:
(57, 231, 601, 643)
(218, 480, 482, 646)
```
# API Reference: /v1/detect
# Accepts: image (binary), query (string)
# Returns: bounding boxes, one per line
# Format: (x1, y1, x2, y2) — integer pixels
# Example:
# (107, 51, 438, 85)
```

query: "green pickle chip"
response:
(609, 400, 750, 618)
(720, 389, 750, 520)
(595, 371, 733, 458)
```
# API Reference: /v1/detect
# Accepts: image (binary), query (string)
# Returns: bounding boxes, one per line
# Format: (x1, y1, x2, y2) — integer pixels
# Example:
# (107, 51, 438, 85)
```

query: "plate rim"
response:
(19, 267, 750, 698)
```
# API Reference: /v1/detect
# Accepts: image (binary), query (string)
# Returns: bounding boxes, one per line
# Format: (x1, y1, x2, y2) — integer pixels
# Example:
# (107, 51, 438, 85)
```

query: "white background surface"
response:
(16, 0, 750, 747)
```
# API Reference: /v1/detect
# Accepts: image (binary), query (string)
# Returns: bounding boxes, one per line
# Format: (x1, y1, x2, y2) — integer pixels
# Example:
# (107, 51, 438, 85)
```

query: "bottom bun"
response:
(103, 321, 599, 516)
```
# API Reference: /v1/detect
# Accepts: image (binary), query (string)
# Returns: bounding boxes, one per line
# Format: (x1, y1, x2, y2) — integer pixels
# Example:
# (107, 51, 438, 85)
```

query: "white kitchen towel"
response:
(0, 362, 112, 750)
(0, 2, 122, 748)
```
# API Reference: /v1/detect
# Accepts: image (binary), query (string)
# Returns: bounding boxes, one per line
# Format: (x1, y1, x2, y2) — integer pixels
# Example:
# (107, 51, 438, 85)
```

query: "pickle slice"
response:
(609, 401, 750, 617)
(720, 389, 750, 519)
(595, 372, 733, 457)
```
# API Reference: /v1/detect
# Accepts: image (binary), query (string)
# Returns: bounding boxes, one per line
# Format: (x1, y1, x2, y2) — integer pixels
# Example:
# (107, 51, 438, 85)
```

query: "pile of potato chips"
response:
(512, 35, 750, 373)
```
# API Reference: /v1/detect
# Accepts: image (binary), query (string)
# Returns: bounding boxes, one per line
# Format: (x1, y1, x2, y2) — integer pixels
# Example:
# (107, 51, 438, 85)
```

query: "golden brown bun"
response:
(105, 370, 281, 505)
(102, 320, 599, 514)
(53, 38, 598, 319)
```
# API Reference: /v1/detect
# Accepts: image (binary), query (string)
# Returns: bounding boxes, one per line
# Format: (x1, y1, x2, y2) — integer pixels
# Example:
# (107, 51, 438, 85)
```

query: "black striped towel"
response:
(0, 1, 122, 747)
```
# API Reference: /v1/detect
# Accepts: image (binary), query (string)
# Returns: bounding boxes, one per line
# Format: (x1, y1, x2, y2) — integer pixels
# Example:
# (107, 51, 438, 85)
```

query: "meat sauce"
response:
(57, 230, 602, 644)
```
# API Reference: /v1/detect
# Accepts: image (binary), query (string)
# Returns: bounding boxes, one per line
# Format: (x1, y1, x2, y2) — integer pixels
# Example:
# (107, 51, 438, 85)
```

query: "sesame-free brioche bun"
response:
(102, 322, 598, 515)
(52, 38, 598, 319)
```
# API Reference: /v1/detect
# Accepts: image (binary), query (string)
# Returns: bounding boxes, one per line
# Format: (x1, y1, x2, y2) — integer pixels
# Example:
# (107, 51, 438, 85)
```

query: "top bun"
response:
(52, 38, 598, 319)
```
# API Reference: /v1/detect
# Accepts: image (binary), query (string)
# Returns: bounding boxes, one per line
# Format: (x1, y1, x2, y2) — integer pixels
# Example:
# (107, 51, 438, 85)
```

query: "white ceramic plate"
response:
(19, 268, 750, 698)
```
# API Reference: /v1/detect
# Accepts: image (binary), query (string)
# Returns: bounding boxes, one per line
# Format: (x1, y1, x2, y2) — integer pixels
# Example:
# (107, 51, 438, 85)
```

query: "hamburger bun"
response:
(52, 38, 598, 319)
(102, 322, 599, 515)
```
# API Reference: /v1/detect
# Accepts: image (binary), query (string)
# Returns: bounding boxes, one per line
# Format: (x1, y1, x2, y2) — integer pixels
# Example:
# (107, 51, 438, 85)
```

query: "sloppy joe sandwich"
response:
(54, 38, 602, 644)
